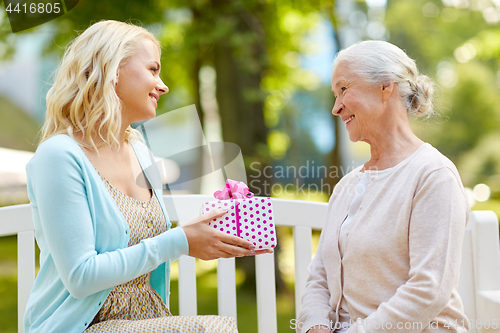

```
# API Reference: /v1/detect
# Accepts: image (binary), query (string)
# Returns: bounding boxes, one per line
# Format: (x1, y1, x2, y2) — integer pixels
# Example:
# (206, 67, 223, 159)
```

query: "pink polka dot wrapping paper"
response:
(201, 197, 276, 250)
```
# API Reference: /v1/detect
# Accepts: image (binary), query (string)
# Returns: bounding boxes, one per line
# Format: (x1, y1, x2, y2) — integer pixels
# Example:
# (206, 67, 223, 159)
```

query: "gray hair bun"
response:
(408, 75, 434, 117)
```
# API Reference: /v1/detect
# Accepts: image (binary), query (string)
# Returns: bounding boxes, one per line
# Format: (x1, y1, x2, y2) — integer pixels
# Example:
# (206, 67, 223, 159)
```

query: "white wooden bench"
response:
(1, 194, 499, 333)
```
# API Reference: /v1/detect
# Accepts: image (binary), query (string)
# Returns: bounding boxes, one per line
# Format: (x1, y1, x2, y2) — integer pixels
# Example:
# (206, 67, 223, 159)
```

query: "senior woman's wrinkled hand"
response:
(181, 209, 273, 260)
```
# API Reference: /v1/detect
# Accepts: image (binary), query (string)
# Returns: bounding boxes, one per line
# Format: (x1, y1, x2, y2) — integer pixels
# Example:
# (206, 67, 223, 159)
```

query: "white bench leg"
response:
(256, 253, 277, 333)
(178, 255, 197, 316)
(293, 226, 312, 321)
(217, 258, 237, 321)
(18, 230, 35, 333)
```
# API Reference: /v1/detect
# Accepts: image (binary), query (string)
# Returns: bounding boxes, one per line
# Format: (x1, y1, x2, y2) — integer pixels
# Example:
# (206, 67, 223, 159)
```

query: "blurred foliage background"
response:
(1, 0, 500, 332)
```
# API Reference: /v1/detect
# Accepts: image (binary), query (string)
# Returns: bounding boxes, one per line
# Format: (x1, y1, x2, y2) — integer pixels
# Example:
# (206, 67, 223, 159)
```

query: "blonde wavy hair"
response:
(39, 20, 161, 150)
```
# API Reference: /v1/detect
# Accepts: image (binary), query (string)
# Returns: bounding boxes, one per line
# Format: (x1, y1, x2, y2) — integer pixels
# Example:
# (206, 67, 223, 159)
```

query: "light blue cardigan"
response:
(24, 134, 189, 333)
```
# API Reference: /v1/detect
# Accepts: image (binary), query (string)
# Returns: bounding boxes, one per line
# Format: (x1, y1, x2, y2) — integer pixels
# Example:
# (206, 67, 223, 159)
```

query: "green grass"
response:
(0, 236, 27, 333)
(473, 198, 500, 218)
(0, 236, 17, 261)
(0, 276, 17, 333)
(0, 96, 41, 152)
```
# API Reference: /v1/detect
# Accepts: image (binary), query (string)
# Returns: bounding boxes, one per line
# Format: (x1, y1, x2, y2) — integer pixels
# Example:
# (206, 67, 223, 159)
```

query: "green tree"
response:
(420, 61, 500, 163)
(386, 0, 500, 183)
(35, 0, 337, 194)
(386, 0, 490, 76)
(0, 5, 16, 60)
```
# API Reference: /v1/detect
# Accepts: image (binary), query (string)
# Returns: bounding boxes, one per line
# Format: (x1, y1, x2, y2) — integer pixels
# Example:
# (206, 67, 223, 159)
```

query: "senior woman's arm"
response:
(296, 211, 337, 333)
(347, 166, 468, 333)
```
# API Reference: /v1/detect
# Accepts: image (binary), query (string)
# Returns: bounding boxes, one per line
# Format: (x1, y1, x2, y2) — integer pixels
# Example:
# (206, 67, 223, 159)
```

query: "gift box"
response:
(200, 180, 276, 250)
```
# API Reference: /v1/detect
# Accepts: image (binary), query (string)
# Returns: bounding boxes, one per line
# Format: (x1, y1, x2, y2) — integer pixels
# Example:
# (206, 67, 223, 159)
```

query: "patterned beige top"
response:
(85, 172, 238, 333)
(90, 172, 171, 325)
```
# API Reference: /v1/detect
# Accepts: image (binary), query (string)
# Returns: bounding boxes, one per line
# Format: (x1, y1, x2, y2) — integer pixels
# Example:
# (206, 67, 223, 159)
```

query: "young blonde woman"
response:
(24, 20, 270, 333)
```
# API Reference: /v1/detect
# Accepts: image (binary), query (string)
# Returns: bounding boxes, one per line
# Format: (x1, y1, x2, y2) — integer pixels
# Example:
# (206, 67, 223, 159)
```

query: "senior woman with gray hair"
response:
(297, 41, 469, 333)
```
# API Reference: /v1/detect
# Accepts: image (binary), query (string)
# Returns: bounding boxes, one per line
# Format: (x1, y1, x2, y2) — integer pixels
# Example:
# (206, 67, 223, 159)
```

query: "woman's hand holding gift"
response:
(182, 208, 272, 260)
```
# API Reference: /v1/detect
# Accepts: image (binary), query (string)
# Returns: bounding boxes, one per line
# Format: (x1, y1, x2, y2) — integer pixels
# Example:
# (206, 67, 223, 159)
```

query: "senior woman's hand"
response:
(181, 209, 272, 260)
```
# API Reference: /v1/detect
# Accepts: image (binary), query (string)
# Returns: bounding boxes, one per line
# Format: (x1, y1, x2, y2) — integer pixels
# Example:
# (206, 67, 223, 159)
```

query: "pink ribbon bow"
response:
(214, 179, 254, 200)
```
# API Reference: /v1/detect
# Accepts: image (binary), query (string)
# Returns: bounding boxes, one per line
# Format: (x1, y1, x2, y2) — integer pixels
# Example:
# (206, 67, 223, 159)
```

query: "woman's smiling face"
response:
(331, 61, 386, 144)
(115, 39, 168, 125)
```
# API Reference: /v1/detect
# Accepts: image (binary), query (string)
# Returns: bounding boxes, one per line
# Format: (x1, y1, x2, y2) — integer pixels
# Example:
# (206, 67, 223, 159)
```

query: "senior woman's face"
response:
(331, 62, 386, 144)
(116, 39, 168, 125)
